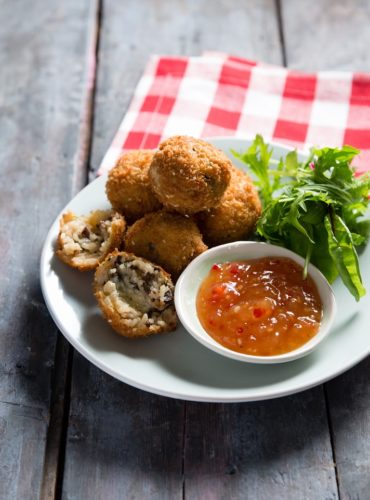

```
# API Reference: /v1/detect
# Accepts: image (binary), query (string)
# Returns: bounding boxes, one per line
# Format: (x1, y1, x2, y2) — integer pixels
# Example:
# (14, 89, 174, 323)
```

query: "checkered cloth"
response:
(98, 53, 370, 175)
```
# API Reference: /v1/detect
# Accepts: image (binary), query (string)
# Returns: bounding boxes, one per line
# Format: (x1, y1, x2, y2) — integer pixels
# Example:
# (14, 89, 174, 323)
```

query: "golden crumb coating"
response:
(106, 150, 162, 222)
(56, 210, 126, 271)
(124, 210, 208, 279)
(149, 136, 231, 215)
(94, 251, 177, 338)
(198, 166, 262, 246)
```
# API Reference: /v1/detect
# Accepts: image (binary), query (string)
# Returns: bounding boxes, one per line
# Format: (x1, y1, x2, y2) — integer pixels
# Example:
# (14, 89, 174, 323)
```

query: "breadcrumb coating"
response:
(198, 166, 262, 246)
(124, 210, 208, 279)
(106, 150, 162, 222)
(149, 136, 231, 215)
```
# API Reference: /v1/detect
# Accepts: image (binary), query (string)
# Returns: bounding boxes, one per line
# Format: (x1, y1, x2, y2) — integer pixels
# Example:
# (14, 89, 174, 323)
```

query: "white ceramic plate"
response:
(40, 138, 370, 402)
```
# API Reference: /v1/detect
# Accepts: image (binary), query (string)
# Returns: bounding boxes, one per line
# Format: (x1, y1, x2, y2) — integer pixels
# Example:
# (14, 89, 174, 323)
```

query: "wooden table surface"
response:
(1, 1, 370, 498)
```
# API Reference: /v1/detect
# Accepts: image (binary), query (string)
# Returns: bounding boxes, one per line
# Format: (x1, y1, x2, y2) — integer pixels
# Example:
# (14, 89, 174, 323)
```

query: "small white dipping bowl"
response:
(175, 241, 337, 364)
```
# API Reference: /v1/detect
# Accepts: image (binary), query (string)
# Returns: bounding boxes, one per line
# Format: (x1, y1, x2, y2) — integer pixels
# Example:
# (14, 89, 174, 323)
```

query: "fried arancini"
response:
(124, 211, 208, 279)
(94, 251, 177, 338)
(106, 150, 162, 222)
(149, 136, 231, 215)
(56, 210, 126, 271)
(197, 166, 262, 246)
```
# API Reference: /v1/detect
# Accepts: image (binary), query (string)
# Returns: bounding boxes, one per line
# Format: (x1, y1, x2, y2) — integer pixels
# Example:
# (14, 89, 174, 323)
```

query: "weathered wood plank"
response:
(40, 337, 72, 500)
(0, 0, 95, 498)
(62, 1, 338, 500)
(62, 354, 184, 500)
(184, 388, 337, 499)
(281, 0, 370, 71)
(281, 0, 370, 497)
(325, 359, 370, 500)
(0, 402, 47, 500)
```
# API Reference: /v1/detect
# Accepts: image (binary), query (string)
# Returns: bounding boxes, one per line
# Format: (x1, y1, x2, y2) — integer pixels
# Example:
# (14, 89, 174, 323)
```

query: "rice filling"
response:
(62, 217, 113, 258)
(98, 254, 175, 330)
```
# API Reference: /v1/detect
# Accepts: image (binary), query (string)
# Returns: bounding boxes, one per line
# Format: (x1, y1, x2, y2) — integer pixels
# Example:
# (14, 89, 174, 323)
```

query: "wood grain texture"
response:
(62, 1, 338, 499)
(62, 354, 184, 500)
(40, 337, 71, 500)
(0, 402, 47, 500)
(281, 2, 370, 498)
(326, 359, 370, 500)
(89, 0, 283, 177)
(0, 0, 94, 498)
(281, 0, 370, 71)
(184, 388, 337, 499)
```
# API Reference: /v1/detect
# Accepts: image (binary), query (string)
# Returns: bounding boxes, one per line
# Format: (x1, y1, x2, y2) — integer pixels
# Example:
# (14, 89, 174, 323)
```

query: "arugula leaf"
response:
(324, 213, 366, 300)
(232, 135, 273, 206)
(310, 222, 339, 284)
(232, 135, 299, 206)
(233, 136, 370, 300)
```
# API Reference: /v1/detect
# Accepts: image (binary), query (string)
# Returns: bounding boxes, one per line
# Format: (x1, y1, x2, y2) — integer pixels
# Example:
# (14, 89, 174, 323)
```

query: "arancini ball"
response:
(198, 166, 262, 246)
(124, 210, 208, 279)
(56, 210, 126, 271)
(106, 150, 162, 222)
(94, 251, 177, 338)
(149, 136, 231, 215)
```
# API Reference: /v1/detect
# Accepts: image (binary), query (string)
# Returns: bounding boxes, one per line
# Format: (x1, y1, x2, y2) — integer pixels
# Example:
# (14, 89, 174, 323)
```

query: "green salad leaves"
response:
(232, 135, 370, 300)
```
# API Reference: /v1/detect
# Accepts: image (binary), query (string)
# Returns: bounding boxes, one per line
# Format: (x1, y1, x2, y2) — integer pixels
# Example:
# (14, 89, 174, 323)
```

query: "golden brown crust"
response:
(149, 136, 231, 215)
(94, 251, 177, 338)
(106, 150, 162, 222)
(124, 210, 208, 279)
(56, 210, 126, 271)
(197, 166, 262, 246)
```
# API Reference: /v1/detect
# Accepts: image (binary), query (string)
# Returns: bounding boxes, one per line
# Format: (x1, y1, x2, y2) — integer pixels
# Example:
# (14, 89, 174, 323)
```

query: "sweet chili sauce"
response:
(196, 257, 323, 356)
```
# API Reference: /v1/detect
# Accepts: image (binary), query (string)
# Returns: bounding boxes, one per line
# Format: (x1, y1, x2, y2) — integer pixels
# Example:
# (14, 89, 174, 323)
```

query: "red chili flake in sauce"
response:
(229, 263, 239, 275)
(212, 285, 224, 297)
(253, 308, 264, 318)
(196, 257, 323, 356)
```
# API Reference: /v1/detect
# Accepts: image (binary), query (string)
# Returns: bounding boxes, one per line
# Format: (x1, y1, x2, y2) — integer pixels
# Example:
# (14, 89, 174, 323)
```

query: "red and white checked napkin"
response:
(98, 53, 370, 175)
